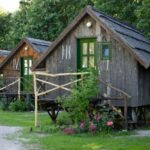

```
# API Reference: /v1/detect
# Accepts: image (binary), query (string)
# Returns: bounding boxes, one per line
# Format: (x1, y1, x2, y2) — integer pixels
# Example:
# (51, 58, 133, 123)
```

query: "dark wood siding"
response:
(138, 64, 150, 106)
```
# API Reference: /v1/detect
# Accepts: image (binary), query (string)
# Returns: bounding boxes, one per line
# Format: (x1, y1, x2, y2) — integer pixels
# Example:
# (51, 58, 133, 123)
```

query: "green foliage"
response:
(0, 97, 10, 110)
(36, 125, 59, 133)
(0, 0, 149, 49)
(0, 11, 12, 49)
(94, 0, 142, 25)
(8, 98, 34, 112)
(59, 71, 98, 122)
(135, 0, 150, 38)
(4, 0, 31, 49)
(57, 111, 72, 126)
(9, 100, 26, 112)
(0, 75, 4, 87)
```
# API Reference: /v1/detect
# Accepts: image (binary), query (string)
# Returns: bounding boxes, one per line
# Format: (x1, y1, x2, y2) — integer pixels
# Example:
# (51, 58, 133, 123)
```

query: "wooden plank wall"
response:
(45, 14, 141, 107)
(138, 64, 150, 106)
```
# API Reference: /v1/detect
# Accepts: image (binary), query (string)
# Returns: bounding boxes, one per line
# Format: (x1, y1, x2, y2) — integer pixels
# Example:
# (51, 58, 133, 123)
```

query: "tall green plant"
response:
(59, 71, 98, 122)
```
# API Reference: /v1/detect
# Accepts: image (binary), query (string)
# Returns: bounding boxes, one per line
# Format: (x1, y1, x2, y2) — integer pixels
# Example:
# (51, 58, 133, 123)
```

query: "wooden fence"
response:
(32, 71, 130, 129)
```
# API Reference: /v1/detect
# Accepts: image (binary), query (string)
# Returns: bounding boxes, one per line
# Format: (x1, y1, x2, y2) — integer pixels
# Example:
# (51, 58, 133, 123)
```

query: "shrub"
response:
(25, 99, 34, 111)
(59, 70, 98, 122)
(0, 97, 10, 110)
(9, 100, 26, 112)
(57, 111, 72, 126)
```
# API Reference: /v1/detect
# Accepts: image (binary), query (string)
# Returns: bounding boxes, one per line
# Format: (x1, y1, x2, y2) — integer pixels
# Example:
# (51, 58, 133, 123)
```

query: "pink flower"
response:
(95, 114, 101, 121)
(106, 121, 113, 126)
(80, 122, 85, 129)
(89, 122, 96, 132)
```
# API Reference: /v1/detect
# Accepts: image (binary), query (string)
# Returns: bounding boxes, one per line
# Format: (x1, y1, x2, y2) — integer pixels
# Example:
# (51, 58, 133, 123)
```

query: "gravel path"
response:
(0, 126, 26, 150)
(134, 130, 150, 137)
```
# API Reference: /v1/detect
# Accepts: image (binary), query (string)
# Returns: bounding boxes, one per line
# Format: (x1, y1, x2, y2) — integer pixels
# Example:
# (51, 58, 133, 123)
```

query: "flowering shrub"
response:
(79, 105, 115, 133)
(89, 122, 97, 133)
(79, 111, 115, 133)
(106, 121, 113, 127)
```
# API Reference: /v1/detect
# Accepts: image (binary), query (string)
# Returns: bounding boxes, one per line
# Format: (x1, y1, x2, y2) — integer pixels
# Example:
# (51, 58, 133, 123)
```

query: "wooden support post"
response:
(18, 77, 21, 100)
(33, 72, 38, 127)
(124, 96, 128, 130)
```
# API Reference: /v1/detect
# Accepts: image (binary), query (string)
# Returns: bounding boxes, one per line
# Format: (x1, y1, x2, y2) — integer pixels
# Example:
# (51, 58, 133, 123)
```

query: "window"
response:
(77, 38, 96, 70)
(101, 43, 111, 60)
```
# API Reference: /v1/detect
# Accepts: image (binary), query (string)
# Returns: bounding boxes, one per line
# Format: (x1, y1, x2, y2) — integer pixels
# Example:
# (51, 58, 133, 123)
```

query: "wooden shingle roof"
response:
(31, 6, 150, 70)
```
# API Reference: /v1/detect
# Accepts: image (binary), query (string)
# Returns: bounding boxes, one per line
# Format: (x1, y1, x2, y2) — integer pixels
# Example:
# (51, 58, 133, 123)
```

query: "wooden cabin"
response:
(0, 50, 10, 64)
(0, 37, 51, 96)
(32, 6, 150, 121)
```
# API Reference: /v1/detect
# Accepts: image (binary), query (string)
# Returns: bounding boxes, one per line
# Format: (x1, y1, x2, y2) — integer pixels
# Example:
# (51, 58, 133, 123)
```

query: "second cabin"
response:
(0, 37, 51, 95)
(32, 6, 150, 112)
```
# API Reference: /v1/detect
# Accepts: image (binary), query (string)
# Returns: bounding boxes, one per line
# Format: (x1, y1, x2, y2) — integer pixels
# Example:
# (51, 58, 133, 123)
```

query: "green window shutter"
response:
(97, 42, 112, 60)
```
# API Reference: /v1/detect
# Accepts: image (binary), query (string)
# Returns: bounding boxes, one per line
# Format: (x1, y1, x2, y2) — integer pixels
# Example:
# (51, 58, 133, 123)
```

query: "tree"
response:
(136, 0, 150, 38)
(94, 0, 142, 26)
(0, 10, 11, 49)
(5, 0, 31, 49)
(26, 0, 94, 41)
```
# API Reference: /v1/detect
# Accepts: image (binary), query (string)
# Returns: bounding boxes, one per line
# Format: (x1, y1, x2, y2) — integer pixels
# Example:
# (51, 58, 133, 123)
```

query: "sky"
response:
(0, 0, 20, 12)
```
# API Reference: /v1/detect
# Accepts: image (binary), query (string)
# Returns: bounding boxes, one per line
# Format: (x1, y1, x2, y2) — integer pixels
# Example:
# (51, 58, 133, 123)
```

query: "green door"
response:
(20, 57, 33, 92)
(77, 38, 96, 71)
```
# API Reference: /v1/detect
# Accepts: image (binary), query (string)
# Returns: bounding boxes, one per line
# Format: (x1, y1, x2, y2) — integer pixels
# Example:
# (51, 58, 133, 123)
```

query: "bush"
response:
(0, 97, 10, 110)
(59, 70, 98, 122)
(57, 111, 72, 126)
(9, 100, 26, 112)
(25, 99, 34, 111)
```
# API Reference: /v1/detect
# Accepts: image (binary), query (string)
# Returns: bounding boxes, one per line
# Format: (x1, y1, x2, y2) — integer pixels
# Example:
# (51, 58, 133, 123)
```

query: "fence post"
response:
(124, 95, 128, 130)
(33, 72, 38, 127)
(18, 77, 21, 100)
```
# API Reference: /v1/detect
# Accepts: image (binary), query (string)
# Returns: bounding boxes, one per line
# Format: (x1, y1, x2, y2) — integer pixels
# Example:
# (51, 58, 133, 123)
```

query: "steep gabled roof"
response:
(0, 37, 52, 70)
(32, 6, 150, 70)
(26, 37, 51, 53)
(0, 50, 10, 57)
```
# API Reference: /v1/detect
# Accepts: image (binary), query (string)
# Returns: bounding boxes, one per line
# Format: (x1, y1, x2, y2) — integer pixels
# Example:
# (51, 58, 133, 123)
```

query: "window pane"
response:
(24, 59, 28, 67)
(29, 68, 32, 75)
(89, 56, 95, 67)
(89, 42, 94, 54)
(82, 56, 87, 68)
(102, 45, 110, 58)
(82, 43, 88, 55)
(24, 68, 28, 75)
(29, 59, 32, 67)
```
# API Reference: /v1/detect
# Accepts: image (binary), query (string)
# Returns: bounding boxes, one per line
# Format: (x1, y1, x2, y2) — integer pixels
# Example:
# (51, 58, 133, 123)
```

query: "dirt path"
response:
(0, 126, 26, 150)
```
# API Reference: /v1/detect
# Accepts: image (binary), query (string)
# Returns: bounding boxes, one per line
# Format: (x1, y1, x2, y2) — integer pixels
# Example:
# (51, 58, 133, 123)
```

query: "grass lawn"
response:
(0, 110, 51, 127)
(0, 110, 150, 150)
